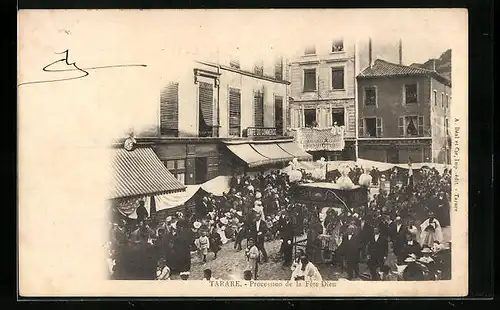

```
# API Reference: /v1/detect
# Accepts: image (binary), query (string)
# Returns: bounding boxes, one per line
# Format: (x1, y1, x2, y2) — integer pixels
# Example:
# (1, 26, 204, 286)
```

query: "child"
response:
(180, 271, 190, 280)
(156, 258, 171, 280)
(243, 270, 253, 280)
(234, 223, 245, 251)
(209, 227, 222, 259)
(198, 231, 210, 263)
(245, 238, 260, 280)
(203, 268, 215, 281)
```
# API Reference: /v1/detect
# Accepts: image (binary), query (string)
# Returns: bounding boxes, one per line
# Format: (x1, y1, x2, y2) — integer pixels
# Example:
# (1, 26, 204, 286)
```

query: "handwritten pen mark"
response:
(19, 49, 147, 86)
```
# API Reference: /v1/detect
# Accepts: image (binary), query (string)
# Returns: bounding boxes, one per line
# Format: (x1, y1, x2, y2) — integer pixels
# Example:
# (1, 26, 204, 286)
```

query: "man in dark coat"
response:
(338, 227, 362, 280)
(136, 200, 149, 223)
(118, 239, 158, 280)
(249, 214, 269, 263)
(366, 226, 389, 280)
(280, 215, 294, 267)
(388, 216, 407, 261)
(398, 232, 422, 264)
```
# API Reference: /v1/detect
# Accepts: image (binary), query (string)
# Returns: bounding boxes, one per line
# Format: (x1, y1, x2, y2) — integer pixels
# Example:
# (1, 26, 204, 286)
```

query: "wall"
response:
(430, 78, 452, 163)
(357, 75, 432, 138)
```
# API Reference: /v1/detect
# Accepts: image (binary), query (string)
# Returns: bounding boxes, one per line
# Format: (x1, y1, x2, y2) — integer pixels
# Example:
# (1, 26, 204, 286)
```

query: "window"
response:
(364, 87, 377, 106)
(364, 117, 377, 137)
(433, 90, 438, 106)
(274, 58, 283, 80)
(304, 46, 316, 55)
(332, 39, 344, 52)
(399, 116, 424, 137)
(445, 95, 449, 109)
(253, 90, 264, 128)
(304, 109, 317, 127)
(199, 81, 216, 137)
(441, 93, 445, 108)
(229, 88, 241, 137)
(230, 59, 240, 69)
(165, 159, 186, 184)
(254, 62, 264, 76)
(303, 69, 316, 92)
(404, 84, 418, 104)
(160, 83, 179, 136)
(331, 67, 345, 90)
(445, 117, 449, 134)
(331, 108, 344, 126)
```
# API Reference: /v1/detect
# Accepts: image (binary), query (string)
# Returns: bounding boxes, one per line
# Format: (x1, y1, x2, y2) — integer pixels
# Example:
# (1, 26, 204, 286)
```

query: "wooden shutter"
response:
(199, 82, 214, 126)
(359, 118, 364, 137)
(253, 91, 264, 127)
(207, 156, 219, 180)
(332, 68, 345, 90)
(229, 88, 241, 136)
(275, 96, 284, 135)
(376, 117, 383, 137)
(160, 83, 179, 136)
(398, 117, 405, 136)
(418, 116, 424, 136)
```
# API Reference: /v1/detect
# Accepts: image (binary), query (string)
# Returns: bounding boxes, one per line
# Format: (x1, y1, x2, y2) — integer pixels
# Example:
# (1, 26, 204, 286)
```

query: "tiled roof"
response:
(110, 147, 185, 199)
(358, 59, 451, 86)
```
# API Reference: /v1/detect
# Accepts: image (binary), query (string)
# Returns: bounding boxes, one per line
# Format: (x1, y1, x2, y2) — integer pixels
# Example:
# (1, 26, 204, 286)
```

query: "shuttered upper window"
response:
(199, 81, 214, 137)
(253, 90, 264, 128)
(229, 88, 241, 137)
(160, 83, 179, 136)
(274, 96, 284, 135)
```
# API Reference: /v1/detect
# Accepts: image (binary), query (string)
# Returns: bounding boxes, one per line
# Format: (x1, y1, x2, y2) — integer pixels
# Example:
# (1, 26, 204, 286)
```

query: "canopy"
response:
(110, 147, 186, 199)
(224, 143, 270, 168)
(250, 143, 295, 164)
(276, 142, 312, 161)
(154, 176, 232, 211)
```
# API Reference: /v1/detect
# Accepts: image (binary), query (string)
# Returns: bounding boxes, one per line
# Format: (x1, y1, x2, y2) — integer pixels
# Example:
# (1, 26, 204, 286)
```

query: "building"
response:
(118, 53, 312, 186)
(356, 57, 452, 164)
(287, 38, 356, 161)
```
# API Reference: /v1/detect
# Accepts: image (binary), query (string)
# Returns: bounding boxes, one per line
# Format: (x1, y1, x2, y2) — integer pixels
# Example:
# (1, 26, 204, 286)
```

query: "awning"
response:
(225, 143, 271, 168)
(155, 185, 201, 212)
(110, 147, 186, 199)
(250, 143, 295, 165)
(277, 142, 312, 161)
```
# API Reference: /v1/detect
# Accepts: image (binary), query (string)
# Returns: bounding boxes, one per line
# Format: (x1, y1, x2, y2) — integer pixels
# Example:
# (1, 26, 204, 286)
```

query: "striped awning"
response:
(250, 143, 295, 164)
(110, 147, 186, 199)
(277, 142, 312, 161)
(225, 143, 271, 168)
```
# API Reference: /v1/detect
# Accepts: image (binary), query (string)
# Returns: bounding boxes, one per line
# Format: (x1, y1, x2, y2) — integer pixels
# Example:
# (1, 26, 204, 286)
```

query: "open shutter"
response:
(376, 117, 383, 137)
(229, 88, 241, 137)
(199, 82, 214, 126)
(359, 118, 364, 137)
(418, 115, 424, 136)
(398, 117, 405, 136)
(253, 91, 264, 127)
(160, 83, 179, 136)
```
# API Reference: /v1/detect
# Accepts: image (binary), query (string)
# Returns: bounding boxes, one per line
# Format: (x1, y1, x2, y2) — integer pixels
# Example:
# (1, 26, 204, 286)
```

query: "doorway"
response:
(195, 157, 208, 184)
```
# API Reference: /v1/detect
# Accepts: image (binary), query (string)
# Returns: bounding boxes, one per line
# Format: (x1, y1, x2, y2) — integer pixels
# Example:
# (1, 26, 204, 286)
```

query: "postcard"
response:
(18, 8, 468, 297)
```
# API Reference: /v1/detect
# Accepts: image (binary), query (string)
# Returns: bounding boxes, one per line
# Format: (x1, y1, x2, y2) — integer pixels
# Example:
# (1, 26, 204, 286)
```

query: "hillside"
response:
(412, 49, 451, 81)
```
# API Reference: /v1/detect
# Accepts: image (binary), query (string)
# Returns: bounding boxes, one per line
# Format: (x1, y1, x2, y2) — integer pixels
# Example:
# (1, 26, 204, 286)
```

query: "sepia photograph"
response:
(18, 9, 468, 296)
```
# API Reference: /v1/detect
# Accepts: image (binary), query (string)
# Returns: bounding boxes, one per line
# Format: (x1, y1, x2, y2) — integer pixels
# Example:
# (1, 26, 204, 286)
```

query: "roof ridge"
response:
(375, 58, 435, 73)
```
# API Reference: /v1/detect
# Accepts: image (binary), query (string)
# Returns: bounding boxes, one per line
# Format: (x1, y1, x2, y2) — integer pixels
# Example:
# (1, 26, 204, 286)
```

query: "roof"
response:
(110, 147, 186, 199)
(358, 59, 451, 86)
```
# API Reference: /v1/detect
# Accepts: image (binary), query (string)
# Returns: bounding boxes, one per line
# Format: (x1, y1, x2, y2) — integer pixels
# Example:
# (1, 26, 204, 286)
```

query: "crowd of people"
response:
(107, 161, 452, 282)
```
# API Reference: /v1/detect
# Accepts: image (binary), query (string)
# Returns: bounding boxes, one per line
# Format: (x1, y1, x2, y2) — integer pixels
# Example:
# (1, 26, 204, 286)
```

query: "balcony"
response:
(244, 127, 277, 138)
(198, 126, 220, 138)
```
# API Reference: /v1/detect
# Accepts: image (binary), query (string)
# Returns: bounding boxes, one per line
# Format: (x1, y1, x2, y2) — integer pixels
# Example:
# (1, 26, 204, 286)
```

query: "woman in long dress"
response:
(419, 214, 444, 247)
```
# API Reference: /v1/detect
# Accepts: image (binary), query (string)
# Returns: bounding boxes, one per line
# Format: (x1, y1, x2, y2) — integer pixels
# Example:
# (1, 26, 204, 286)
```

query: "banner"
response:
(289, 126, 345, 152)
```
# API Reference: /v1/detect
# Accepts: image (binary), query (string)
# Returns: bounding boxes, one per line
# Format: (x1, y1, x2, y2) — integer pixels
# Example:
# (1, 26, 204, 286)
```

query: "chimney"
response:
(432, 59, 436, 71)
(368, 37, 373, 68)
(398, 38, 403, 65)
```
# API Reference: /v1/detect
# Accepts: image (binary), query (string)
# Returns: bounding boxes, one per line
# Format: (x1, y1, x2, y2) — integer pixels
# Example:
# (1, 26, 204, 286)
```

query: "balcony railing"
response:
(244, 127, 277, 137)
(198, 126, 220, 138)
(289, 126, 345, 152)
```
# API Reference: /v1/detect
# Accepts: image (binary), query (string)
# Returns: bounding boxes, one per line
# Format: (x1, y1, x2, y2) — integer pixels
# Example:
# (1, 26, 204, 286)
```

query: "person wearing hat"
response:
(136, 200, 149, 224)
(402, 254, 425, 281)
(196, 230, 210, 263)
(209, 224, 222, 260)
(179, 271, 190, 280)
(156, 258, 171, 280)
(280, 214, 294, 267)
